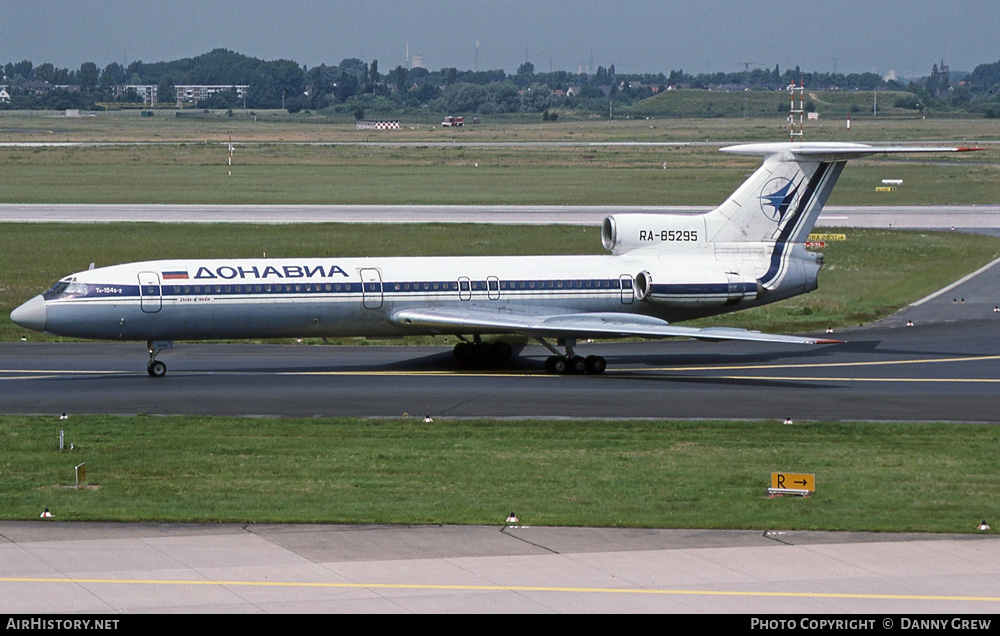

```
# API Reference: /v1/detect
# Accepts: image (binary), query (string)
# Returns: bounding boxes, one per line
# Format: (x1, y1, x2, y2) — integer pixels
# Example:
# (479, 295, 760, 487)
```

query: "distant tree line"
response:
(3, 49, 999, 118)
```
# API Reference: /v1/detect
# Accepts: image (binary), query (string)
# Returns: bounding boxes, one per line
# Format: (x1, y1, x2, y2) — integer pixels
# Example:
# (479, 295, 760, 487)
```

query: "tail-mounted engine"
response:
(633, 269, 759, 308)
(602, 214, 705, 255)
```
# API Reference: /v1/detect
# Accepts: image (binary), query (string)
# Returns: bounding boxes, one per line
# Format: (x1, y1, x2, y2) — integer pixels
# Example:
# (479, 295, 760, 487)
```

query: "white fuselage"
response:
(24, 243, 818, 342)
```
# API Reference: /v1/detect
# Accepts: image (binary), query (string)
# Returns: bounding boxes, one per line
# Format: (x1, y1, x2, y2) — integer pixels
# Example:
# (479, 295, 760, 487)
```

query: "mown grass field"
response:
(1, 415, 996, 531)
(0, 142, 997, 206)
(1, 111, 997, 207)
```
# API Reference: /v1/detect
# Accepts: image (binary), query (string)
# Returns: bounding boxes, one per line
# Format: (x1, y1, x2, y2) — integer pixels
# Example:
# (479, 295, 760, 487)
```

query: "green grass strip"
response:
(2, 415, 997, 532)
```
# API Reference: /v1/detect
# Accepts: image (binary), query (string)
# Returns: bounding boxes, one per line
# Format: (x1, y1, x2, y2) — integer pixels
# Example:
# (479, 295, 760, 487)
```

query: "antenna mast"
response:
(737, 62, 761, 120)
(788, 80, 804, 141)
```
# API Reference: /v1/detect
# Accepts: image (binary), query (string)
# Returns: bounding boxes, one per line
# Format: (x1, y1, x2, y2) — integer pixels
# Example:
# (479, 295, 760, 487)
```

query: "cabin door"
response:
(138, 271, 162, 313)
(360, 268, 383, 309)
(619, 274, 634, 304)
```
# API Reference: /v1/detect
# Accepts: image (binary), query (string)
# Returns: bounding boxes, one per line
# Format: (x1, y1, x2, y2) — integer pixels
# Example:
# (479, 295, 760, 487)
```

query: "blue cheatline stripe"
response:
(54, 279, 636, 301)
(759, 161, 833, 289)
(649, 282, 756, 296)
(58, 279, 753, 308)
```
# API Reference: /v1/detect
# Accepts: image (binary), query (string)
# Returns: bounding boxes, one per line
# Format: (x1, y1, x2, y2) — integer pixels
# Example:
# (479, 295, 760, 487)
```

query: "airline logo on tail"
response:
(758, 176, 802, 223)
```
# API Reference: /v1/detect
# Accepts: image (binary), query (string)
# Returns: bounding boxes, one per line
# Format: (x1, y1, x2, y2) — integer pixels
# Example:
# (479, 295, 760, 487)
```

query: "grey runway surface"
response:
(2, 202, 1000, 228)
(3, 319, 1000, 421)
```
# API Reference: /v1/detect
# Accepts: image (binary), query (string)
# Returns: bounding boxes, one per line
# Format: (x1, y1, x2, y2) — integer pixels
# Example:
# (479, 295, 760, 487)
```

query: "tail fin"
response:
(706, 142, 980, 293)
(706, 142, 980, 245)
(599, 143, 978, 258)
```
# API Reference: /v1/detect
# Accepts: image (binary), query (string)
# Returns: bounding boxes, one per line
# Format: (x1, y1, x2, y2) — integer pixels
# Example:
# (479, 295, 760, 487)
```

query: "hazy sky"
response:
(3, 1, 998, 78)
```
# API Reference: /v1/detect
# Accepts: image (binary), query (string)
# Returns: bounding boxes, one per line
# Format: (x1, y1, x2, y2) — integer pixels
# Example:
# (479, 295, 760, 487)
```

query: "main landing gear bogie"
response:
(544, 354, 606, 375)
(533, 336, 608, 375)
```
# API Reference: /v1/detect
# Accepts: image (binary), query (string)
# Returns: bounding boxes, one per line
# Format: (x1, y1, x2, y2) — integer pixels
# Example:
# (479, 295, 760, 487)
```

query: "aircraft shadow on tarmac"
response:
(140, 320, 993, 378)
(606, 342, 851, 368)
(339, 346, 837, 374)
(212, 344, 851, 389)
(610, 373, 837, 390)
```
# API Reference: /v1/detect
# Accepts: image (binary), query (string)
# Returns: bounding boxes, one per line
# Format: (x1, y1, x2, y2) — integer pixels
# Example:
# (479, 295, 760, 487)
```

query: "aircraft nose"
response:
(11, 295, 47, 332)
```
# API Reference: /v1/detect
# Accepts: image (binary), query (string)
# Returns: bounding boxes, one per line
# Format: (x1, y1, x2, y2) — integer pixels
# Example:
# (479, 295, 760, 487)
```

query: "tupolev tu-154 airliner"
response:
(11, 142, 978, 377)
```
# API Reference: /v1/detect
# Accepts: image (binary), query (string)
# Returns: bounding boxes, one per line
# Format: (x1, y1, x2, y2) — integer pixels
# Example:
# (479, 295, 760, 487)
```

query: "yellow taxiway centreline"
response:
(3, 354, 997, 381)
(644, 354, 1000, 373)
(712, 375, 1000, 383)
(2, 577, 999, 603)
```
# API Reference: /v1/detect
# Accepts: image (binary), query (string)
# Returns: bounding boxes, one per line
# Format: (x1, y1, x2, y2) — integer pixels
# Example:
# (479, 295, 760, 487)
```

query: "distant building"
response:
(0, 88, 10, 104)
(566, 85, 611, 98)
(20, 80, 54, 96)
(20, 81, 80, 95)
(174, 85, 249, 106)
(115, 85, 158, 104)
(622, 81, 661, 93)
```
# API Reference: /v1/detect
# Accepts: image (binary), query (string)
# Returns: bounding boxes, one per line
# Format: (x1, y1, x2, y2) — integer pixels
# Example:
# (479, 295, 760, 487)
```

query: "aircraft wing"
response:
(391, 306, 840, 345)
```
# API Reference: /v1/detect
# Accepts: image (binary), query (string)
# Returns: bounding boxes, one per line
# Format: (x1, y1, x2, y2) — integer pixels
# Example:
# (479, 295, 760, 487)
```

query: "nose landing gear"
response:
(146, 340, 172, 377)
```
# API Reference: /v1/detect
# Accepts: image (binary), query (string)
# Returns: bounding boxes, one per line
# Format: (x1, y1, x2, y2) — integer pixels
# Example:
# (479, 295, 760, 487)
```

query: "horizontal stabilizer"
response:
(721, 142, 983, 162)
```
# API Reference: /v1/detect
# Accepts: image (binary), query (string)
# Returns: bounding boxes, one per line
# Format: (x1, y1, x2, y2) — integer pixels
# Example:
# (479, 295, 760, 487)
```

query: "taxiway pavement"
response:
(3, 522, 999, 613)
(2, 317, 1000, 421)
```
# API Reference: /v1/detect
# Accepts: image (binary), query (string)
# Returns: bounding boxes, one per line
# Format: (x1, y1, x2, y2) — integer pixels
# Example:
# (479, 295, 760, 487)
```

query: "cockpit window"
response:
(47, 281, 70, 295)
(44, 279, 87, 299)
